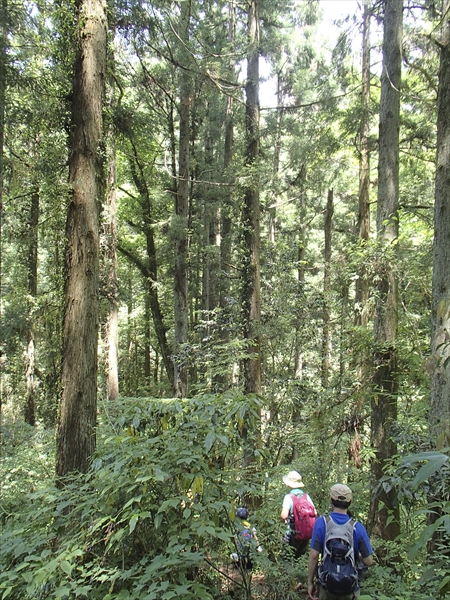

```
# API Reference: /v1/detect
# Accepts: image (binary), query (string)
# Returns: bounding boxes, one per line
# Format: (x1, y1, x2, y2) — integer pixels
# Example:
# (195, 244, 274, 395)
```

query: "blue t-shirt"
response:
(310, 512, 372, 559)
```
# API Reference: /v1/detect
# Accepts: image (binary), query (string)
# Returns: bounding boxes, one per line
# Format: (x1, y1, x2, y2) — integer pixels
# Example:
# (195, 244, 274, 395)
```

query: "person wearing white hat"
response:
(281, 470, 317, 560)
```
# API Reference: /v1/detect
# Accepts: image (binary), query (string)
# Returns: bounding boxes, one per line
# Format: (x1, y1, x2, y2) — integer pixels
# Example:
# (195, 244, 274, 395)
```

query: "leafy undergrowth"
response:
(0, 396, 448, 599)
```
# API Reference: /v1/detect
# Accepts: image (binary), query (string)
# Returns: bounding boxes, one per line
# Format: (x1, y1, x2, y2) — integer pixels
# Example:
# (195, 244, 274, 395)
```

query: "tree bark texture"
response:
(56, 0, 107, 478)
(215, 1, 236, 392)
(355, 1, 371, 329)
(268, 72, 283, 244)
(24, 189, 39, 425)
(369, 0, 402, 541)
(173, 0, 191, 399)
(322, 189, 333, 388)
(242, 0, 261, 396)
(103, 58, 119, 402)
(0, 0, 7, 416)
(430, 0, 450, 441)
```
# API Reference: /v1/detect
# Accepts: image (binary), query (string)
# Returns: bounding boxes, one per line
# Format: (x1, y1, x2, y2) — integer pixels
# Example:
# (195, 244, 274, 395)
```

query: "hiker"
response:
(281, 470, 317, 559)
(307, 484, 373, 600)
(230, 507, 262, 571)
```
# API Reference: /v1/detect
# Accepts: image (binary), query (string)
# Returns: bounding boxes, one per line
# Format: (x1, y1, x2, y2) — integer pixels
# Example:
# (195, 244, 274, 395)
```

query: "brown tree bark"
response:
(322, 189, 333, 388)
(355, 0, 371, 329)
(0, 0, 6, 416)
(242, 0, 261, 397)
(241, 0, 261, 475)
(430, 0, 450, 442)
(24, 188, 39, 425)
(268, 71, 283, 244)
(56, 0, 107, 478)
(104, 109, 119, 401)
(215, 1, 237, 392)
(173, 0, 191, 399)
(368, 0, 402, 541)
(351, 1, 372, 467)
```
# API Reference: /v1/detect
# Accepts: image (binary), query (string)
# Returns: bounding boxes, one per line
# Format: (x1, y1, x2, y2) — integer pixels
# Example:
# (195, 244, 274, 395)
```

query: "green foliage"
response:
(3, 395, 450, 599)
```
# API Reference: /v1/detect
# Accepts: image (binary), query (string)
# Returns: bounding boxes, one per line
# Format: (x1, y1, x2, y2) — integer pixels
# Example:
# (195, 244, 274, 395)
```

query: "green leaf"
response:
(129, 514, 138, 534)
(412, 454, 448, 487)
(54, 586, 71, 597)
(60, 560, 73, 576)
(154, 512, 163, 529)
(205, 431, 216, 452)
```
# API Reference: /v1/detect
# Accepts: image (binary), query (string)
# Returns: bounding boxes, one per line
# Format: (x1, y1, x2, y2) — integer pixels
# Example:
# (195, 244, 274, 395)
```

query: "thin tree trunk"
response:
(121, 144, 174, 385)
(56, 0, 107, 478)
(144, 294, 151, 384)
(104, 112, 119, 401)
(368, 0, 402, 541)
(322, 189, 333, 388)
(215, 1, 236, 392)
(24, 188, 39, 425)
(355, 0, 371, 329)
(351, 1, 372, 467)
(268, 72, 283, 244)
(173, 0, 191, 398)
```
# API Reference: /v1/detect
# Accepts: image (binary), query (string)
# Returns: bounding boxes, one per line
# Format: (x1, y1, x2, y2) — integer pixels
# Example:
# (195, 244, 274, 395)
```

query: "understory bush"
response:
(0, 394, 448, 599)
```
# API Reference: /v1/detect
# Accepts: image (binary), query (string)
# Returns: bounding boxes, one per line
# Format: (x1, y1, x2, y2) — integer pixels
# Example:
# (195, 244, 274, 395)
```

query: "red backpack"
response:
(290, 493, 316, 540)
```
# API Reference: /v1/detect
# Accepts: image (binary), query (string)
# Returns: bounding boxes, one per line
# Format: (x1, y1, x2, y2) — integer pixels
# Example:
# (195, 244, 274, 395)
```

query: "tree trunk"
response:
(351, 1, 372, 465)
(322, 189, 333, 387)
(241, 0, 261, 474)
(56, 0, 107, 478)
(430, 0, 450, 442)
(104, 107, 119, 401)
(0, 0, 6, 417)
(121, 144, 174, 385)
(368, 0, 402, 541)
(215, 1, 236, 392)
(242, 0, 261, 397)
(355, 0, 371, 329)
(173, 0, 191, 398)
(24, 188, 39, 425)
(268, 71, 283, 244)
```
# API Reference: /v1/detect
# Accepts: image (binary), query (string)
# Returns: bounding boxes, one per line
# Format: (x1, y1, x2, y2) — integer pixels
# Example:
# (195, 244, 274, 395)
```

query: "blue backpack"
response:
(235, 520, 257, 569)
(318, 516, 359, 595)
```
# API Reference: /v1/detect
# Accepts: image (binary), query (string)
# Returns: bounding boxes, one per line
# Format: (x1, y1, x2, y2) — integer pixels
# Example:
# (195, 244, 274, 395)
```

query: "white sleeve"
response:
(282, 494, 294, 513)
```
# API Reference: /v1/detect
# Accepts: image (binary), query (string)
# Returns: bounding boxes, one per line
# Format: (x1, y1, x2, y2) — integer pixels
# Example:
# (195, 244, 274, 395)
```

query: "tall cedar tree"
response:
(242, 0, 261, 396)
(241, 0, 261, 471)
(56, 0, 107, 477)
(173, 0, 191, 398)
(355, 0, 371, 330)
(369, 0, 402, 540)
(430, 0, 450, 440)
(24, 188, 39, 425)
(0, 0, 6, 415)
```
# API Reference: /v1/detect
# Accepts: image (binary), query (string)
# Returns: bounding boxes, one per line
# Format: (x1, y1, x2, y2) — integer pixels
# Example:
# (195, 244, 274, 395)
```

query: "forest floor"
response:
(219, 562, 309, 599)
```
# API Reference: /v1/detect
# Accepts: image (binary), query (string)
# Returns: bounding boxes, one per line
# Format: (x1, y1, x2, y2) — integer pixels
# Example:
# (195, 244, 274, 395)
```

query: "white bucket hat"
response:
(282, 470, 304, 488)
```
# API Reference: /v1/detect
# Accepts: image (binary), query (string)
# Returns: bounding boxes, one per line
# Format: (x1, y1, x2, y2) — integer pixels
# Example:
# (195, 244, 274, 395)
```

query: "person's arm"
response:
(356, 524, 373, 567)
(280, 494, 291, 520)
(280, 506, 290, 520)
(307, 549, 319, 600)
(361, 553, 372, 567)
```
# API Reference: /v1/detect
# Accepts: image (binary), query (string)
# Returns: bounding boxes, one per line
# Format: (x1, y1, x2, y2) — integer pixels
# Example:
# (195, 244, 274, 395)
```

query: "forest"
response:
(1, 0, 450, 597)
